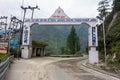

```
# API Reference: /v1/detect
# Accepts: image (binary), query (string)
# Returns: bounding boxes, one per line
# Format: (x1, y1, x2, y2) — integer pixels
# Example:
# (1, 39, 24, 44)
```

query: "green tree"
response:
(76, 36, 80, 52)
(67, 26, 80, 55)
(113, 0, 120, 13)
(97, 0, 110, 19)
(97, 0, 110, 54)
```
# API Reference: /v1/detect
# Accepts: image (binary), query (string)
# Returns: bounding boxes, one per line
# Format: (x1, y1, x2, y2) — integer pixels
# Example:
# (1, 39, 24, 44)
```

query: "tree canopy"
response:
(67, 26, 80, 55)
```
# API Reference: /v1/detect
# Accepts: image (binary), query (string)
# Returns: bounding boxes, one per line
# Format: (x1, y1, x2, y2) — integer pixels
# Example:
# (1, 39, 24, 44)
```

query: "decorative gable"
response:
(50, 7, 69, 19)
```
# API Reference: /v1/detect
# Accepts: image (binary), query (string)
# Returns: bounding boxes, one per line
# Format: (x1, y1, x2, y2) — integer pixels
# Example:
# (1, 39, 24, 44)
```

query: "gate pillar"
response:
(88, 26, 99, 64)
(21, 24, 32, 59)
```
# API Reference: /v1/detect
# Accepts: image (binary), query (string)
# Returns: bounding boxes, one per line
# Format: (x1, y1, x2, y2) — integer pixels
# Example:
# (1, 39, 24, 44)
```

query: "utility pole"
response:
(21, 6, 28, 27)
(29, 5, 40, 56)
(97, 0, 110, 67)
(20, 5, 40, 44)
(8, 16, 22, 56)
(29, 5, 40, 20)
(0, 16, 8, 41)
(20, 5, 40, 58)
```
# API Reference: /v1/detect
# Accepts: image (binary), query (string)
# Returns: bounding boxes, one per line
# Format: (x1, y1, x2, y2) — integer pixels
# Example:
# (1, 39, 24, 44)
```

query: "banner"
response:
(22, 26, 30, 45)
(0, 42, 8, 54)
(10, 39, 19, 48)
(89, 27, 98, 47)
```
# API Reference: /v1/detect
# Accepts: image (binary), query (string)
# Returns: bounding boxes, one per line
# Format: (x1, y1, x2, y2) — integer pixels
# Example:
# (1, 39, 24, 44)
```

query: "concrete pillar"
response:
(40, 48, 44, 57)
(43, 48, 45, 56)
(34, 48, 36, 56)
(32, 48, 36, 57)
(88, 26, 99, 64)
(22, 46, 31, 58)
(89, 47, 99, 64)
(21, 25, 31, 59)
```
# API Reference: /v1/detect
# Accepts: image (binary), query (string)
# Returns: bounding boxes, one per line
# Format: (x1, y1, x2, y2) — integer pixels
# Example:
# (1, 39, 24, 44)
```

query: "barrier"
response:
(0, 55, 14, 80)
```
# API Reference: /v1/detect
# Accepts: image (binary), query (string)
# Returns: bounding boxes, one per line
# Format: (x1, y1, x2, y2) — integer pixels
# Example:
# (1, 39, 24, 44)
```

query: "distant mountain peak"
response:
(50, 7, 69, 19)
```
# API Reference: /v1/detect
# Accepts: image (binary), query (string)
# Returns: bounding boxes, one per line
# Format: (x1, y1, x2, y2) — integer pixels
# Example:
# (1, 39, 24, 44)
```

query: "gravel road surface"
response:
(5, 57, 118, 80)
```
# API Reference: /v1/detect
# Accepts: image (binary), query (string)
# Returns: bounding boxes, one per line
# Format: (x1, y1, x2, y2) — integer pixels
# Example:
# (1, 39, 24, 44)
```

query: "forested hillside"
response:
(97, 0, 120, 70)
(32, 24, 89, 54)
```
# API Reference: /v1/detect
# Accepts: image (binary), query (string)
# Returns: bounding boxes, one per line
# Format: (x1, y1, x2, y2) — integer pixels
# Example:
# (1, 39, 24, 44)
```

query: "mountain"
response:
(32, 24, 89, 54)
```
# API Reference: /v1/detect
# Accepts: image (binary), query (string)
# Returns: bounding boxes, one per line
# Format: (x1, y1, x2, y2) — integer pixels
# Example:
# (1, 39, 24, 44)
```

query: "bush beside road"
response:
(0, 54, 9, 61)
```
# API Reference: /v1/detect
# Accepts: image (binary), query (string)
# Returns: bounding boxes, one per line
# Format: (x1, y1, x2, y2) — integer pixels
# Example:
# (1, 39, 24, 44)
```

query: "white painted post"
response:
(21, 24, 31, 59)
(88, 26, 99, 64)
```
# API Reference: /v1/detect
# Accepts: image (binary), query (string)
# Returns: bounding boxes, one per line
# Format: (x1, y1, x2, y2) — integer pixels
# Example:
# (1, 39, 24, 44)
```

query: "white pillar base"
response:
(89, 47, 99, 64)
(21, 46, 31, 59)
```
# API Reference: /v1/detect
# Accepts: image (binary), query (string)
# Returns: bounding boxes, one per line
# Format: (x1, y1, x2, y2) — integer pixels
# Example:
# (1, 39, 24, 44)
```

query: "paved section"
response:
(53, 59, 103, 80)
(53, 59, 120, 80)
(5, 57, 120, 80)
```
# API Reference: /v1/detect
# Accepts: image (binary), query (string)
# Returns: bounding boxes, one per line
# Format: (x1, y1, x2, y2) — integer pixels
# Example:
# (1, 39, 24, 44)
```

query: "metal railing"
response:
(0, 55, 14, 80)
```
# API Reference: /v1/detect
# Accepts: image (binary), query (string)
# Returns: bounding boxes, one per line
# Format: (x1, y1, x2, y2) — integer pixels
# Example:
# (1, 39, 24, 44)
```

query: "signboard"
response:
(0, 42, 8, 54)
(50, 7, 69, 19)
(89, 27, 98, 47)
(10, 39, 19, 48)
(25, 18, 97, 23)
(22, 26, 30, 45)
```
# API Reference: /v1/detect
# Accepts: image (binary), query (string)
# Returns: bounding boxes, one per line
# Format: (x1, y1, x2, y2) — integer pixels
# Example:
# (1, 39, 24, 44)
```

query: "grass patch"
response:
(0, 54, 9, 61)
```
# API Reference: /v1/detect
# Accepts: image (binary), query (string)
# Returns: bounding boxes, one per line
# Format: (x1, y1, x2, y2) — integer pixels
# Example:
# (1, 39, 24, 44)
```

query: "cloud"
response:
(0, 0, 100, 19)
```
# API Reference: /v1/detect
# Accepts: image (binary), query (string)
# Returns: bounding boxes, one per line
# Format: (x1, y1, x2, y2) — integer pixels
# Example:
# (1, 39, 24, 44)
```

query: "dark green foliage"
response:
(105, 13, 120, 69)
(67, 26, 80, 55)
(97, 37, 104, 53)
(97, 24, 103, 37)
(0, 54, 9, 61)
(97, 0, 110, 19)
(32, 24, 88, 54)
(97, 0, 120, 70)
(10, 48, 20, 58)
(60, 47, 70, 55)
(76, 36, 80, 52)
(67, 26, 77, 55)
(75, 51, 83, 56)
(113, 0, 120, 13)
(104, 12, 114, 32)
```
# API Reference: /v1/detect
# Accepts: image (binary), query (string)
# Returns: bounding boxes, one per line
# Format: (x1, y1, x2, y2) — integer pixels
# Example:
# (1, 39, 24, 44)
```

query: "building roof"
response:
(32, 40, 48, 47)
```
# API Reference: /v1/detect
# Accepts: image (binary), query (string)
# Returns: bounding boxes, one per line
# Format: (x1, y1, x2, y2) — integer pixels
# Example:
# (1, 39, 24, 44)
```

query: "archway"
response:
(31, 24, 89, 54)
(21, 7, 98, 64)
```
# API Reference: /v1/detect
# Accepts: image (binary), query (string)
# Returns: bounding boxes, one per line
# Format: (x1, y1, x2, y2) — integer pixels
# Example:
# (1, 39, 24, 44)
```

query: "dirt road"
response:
(5, 57, 117, 80)
(5, 57, 77, 80)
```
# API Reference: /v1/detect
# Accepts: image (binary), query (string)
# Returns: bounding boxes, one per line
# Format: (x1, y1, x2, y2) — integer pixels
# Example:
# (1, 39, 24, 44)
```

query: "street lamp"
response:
(103, 17, 107, 66)
(97, 16, 107, 66)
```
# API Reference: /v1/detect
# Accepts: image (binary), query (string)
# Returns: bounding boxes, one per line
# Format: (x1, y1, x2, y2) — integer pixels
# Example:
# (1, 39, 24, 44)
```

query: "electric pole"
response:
(0, 16, 8, 41)
(20, 5, 40, 58)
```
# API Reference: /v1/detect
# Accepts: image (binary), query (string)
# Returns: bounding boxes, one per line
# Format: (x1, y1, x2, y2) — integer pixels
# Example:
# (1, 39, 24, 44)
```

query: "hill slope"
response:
(32, 24, 89, 54)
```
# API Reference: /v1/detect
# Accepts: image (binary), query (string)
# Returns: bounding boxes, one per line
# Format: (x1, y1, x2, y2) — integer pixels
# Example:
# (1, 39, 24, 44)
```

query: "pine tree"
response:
(97, 0, 110, 20)
(67, 26, 80, 55)
(113, 0, 120, 13)
(76, 36, 80, 52)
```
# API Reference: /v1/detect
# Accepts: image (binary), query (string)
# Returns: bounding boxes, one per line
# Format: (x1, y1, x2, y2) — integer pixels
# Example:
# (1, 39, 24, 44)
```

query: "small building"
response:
(32, 41, 48, 57)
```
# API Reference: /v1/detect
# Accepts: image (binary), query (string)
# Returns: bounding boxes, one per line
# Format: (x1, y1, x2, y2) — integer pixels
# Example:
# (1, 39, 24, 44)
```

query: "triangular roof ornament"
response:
(50, 7, 69, 19)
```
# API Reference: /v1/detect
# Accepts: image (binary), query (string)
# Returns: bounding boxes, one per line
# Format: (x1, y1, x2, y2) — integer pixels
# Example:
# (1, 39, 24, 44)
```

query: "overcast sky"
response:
(0, 0, 102, 19)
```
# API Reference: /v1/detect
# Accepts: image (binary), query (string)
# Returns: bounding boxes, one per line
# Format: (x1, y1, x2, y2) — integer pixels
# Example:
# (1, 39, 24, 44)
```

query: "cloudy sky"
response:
(0, 0, 103, 19)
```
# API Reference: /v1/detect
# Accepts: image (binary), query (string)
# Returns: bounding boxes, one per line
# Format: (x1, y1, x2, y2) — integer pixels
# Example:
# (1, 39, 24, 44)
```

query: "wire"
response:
(20, 0, 24, 20)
